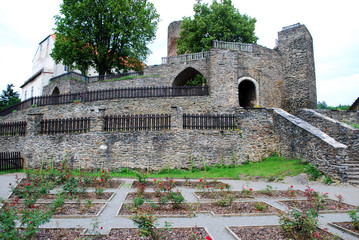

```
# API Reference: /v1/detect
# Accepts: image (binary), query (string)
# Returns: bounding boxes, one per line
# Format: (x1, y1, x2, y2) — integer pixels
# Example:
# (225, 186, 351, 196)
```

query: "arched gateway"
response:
(238, 77, 259, 107)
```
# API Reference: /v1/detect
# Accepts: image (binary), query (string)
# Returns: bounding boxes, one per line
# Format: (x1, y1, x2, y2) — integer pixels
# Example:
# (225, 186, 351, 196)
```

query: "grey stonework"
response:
(2, 23, 357, 183)
(273, 109, 348, 182)
(42, 24, 316, 114)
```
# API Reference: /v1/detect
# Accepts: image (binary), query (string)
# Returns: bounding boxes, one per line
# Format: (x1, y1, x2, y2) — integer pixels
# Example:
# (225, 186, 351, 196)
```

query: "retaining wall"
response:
(273, 108, 348, 181)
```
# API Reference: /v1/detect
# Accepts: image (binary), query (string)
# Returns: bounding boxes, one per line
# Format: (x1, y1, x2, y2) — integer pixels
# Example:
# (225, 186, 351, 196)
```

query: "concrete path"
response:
(1, 173, 359, 240)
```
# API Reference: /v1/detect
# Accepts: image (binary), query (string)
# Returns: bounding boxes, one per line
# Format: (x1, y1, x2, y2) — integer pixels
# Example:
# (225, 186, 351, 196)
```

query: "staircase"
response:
(347, 148, 359, 185)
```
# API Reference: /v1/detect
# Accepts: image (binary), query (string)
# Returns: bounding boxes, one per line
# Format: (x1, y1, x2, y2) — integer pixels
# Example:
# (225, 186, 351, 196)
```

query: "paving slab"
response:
(1, 174, 358, 240)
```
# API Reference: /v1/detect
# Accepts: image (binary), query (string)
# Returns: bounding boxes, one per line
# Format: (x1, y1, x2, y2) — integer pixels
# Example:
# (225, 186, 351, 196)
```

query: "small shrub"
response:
(279, 208, 320, 239)
(305, 164, 323, 181)
(260, 185, 274, 196)
(349, 207, 359, 230)
(131, 211, 160, 240)
(254, 201, 266, 211)
(322, 175, 333, 185)
(95, 187, 104, 197)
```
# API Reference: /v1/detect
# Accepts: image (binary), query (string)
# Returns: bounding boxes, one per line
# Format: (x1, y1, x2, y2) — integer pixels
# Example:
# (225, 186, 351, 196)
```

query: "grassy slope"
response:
(1, 156, 307, 180)
(113, 156, 306, 180)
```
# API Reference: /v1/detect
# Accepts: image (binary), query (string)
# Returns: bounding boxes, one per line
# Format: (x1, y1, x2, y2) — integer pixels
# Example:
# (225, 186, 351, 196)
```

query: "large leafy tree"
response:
(0, 84, 21, 110)
(51, 0, 160, 76)
(177, 0, 258, 54)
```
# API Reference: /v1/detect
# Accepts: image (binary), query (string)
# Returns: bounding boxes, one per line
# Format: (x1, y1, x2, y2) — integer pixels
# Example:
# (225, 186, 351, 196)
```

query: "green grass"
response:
(2, 156, 307, 180)
(350, 123, 359, 129)
(109, 155, 306, 180)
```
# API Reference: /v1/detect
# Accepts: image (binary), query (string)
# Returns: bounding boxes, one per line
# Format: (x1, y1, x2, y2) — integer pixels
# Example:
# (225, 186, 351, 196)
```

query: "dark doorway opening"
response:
(51, 87, 60, 95)
(238, 80, 256, 107)
(173, 67, 206, 86)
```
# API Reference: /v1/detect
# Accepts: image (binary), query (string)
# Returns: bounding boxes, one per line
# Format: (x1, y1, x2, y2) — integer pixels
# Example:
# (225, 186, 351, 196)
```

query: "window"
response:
(64, 65, 71, 72)
(24, 91, 27, 100)
(31, 86, 34, 98)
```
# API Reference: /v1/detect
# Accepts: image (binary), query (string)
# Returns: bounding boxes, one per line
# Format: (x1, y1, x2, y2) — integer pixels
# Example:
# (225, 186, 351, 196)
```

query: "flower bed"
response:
(6, 202, 106, 217)
(9, 192, 115, 201)
(125, 192, 184, 201)
(194, 189, 306, 200)
(279, 199, 357, 212)
(131, 179, 228, 189)
(118, 201, 280, 217)
(329, 222, 359, 238)
(228, 225, 342, 240)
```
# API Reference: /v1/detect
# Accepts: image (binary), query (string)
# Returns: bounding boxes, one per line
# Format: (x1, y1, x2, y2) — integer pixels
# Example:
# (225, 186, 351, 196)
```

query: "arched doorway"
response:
(51, 87, 60, 95)
(173, 67, 206, 86)
(51, 87, 60, 105)
(238, 77, 258, 107)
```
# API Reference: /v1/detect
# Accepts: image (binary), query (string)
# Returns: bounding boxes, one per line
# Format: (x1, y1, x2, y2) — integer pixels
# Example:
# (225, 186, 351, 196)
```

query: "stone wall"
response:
(316, 109, 359, 125)
(0, 108, 277, 170)
(273, 108, 348, 181)
(278, 24, 317, 112)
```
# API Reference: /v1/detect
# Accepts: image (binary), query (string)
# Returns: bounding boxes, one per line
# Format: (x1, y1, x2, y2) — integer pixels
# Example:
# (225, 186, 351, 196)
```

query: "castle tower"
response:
(277, 23, 317, 113)
(167, 21, 182, 57)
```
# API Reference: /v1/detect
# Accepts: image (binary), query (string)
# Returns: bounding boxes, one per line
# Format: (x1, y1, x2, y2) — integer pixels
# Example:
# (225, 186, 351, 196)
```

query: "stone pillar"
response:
(26, 113, 43, 135)
(90, 108, 106, 132)
(171, 106, 183, 130)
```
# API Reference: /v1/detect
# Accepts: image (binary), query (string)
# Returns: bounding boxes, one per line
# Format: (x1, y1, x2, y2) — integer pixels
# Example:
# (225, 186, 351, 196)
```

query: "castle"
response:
(0, 23, 358, 184)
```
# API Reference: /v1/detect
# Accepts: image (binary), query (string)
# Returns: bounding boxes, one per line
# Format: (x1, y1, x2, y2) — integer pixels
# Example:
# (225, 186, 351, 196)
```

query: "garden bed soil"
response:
(125, 192, 184, 201)
(194, 190, 306, 200)
(7, 202, 105, 216)
(131, 180, 228, 189)
(106, 227, 211, 240)
(228, 225, 342, 240)
(18, 228, 83, 240)
(15, 178, 124, 189)
(86, 179, 124, 188)
(279, 199, 357, 212)
(330, 222, 359, 237)
(118, 201, 280, 216)
(9, 192, 115, 201)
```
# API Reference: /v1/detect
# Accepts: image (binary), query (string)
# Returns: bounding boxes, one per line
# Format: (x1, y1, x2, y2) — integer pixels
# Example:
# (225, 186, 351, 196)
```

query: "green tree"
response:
(51, 0, 160, 76)
(0, 84, 21, 110)
(177, 0, 258, 54)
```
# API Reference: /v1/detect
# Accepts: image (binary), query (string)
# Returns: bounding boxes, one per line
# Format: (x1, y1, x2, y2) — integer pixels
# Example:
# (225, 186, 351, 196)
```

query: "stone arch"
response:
(172, 67, 206, 86)
(51, 87, 60, 95)
(238, 77, 259, 107)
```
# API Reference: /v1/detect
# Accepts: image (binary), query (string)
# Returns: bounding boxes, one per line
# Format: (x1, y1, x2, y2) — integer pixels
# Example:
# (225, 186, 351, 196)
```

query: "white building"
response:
(20, 35, 97, 101)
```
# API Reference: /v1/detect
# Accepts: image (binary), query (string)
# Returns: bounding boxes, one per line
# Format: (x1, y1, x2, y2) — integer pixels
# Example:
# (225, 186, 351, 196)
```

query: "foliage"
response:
(177, 0, 257, 54)
(322, 175, 333, 185)
(185, 74, 207, 86)
(349, 207, 359, 230)
(305, 164, 323, 181)
(51, 0, 159, 76)
(254, 201, 266, 211)
(317, 101, 350, 110)
(131, 211, 160, 240)
(279, 208, 320, 239)
(0, 84, 21, 111)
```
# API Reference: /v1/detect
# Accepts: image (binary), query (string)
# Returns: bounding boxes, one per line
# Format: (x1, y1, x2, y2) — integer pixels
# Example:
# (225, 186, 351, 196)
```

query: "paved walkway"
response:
(1, 173, 358, 240)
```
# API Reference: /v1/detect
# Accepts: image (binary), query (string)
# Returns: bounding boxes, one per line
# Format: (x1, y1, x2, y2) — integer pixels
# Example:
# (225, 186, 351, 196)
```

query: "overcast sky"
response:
(0, 0, 358, 106)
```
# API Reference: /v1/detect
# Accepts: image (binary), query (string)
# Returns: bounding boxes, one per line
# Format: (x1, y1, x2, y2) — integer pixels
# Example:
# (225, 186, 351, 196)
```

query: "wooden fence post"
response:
(26, 113, 43, 135)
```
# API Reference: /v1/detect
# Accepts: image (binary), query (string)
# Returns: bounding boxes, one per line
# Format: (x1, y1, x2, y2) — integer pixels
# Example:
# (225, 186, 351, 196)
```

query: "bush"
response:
(305, 164, 323, 181)
(349, 207, 359, 230)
